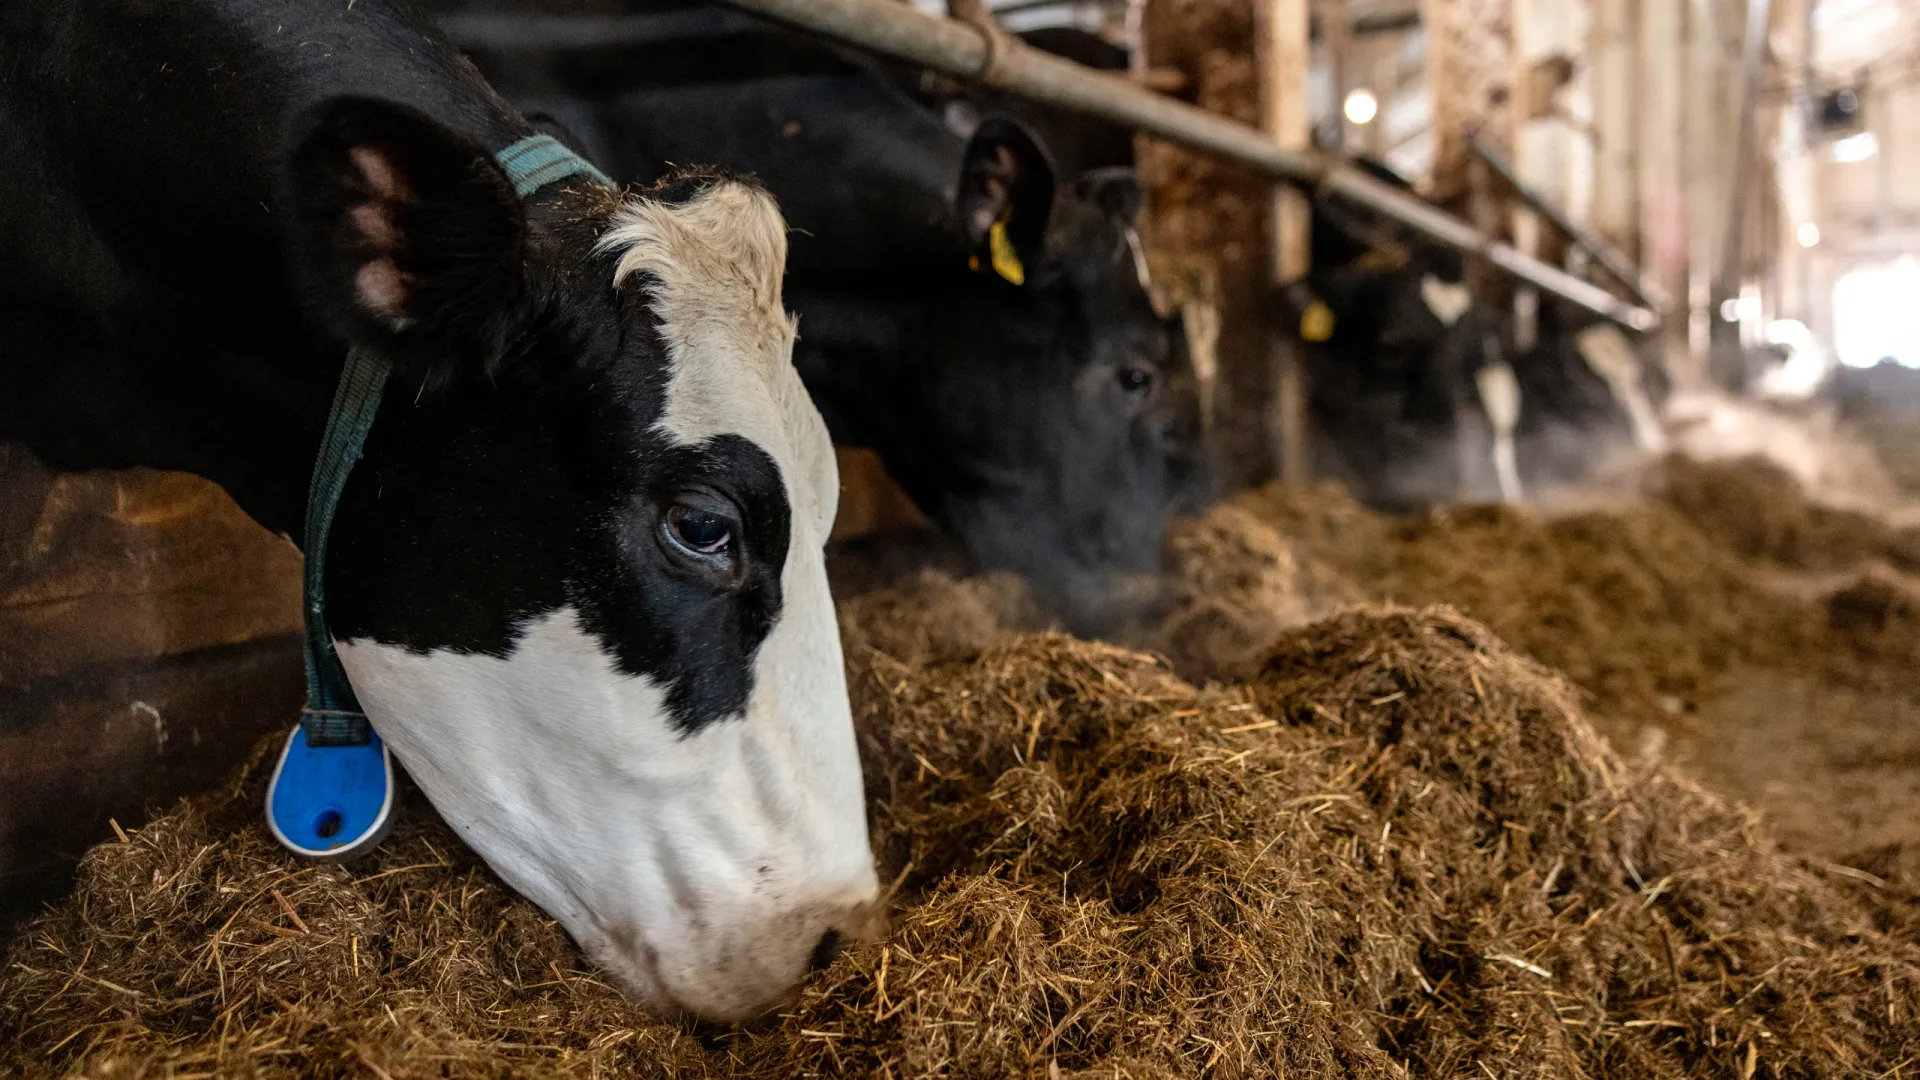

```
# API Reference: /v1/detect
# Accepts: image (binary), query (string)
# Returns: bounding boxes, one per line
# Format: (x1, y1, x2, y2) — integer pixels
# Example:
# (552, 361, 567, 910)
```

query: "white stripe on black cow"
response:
(0, 0, 875, 1023)
(1299, 157, 1663, 507)
(437, 1, 1210, 636)
(1510, 299, 1672, 490)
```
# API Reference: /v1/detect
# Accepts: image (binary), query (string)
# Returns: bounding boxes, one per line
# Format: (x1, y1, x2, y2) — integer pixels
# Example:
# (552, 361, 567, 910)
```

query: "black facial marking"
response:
(574, 435, 791, 735)
(323, 190, 793, 736)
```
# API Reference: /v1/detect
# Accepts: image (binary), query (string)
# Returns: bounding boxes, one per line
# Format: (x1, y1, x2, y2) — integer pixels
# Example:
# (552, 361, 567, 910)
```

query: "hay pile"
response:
(1169, 456, 1920, 733)
(6, 568, 1918, 1076)
(1155, 455, 1920, 933)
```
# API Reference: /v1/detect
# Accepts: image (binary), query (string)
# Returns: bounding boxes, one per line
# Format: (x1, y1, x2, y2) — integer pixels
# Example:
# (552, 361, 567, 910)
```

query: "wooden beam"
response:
(1323, 0, 1354, 153)
(1712, 0, 1771, 384)
(1684, 0, 1727, 382)
(1590, 0, 1639, 258)
(1638, 0, 1689, 385)
(1420, 0, 1464, 201)
(1509, 0, 1544, 352)
(1260, 0, 1314, 485)
(1363, 32, 1399, 157)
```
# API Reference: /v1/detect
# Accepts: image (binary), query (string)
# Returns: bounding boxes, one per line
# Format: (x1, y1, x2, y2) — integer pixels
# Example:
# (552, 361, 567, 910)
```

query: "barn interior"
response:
(4, 0, 1920, 1075)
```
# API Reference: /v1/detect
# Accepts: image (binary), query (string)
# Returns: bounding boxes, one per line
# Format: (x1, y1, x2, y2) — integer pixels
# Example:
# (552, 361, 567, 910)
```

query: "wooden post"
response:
(1590, 0, 1639, 258)
(1712, 0, 1771, 385)
(1260, 0, 1314, 485)
(1508, 0, 1587, 347)
(1639, 0, 1688, 385)
(1323, 0, 1354, 152)
(1685, 0, 1727, 383)
(1421, 0, 1465, 202)
(1365, 32, 1399, 158)
(1509, 0, 1543, 353)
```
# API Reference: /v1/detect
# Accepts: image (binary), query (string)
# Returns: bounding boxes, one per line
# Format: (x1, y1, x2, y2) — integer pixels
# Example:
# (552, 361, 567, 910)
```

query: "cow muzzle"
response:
(589, 888, 887, 1023)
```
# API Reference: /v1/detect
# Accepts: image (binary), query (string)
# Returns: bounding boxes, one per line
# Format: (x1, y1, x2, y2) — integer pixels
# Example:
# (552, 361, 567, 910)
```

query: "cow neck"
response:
(301, 134, 613, 748)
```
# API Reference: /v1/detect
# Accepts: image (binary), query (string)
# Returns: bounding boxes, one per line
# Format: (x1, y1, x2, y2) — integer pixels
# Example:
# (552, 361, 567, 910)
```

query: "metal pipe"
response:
(1467, 133, 1671, 312)
(721, 0, 1659, 331)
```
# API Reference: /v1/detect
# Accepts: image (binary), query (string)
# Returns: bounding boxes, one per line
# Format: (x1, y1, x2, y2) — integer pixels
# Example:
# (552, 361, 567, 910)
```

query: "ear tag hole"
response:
(313, 809, 345, 840)
(988, 218, 1026, 285)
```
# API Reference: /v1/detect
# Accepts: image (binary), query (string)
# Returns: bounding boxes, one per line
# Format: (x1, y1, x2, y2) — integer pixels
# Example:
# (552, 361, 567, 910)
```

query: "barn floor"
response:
(3, 435, 1919, 1076)
(1150, 449, 1920, 928)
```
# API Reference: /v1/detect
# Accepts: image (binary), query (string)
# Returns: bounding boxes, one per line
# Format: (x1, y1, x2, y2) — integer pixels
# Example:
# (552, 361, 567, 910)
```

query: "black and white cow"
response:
(437, 3, 1209, 635)
(1300, 158, 1662, 508)
(1297, 164, 1504, 509)
(0, 0, 877, 1022)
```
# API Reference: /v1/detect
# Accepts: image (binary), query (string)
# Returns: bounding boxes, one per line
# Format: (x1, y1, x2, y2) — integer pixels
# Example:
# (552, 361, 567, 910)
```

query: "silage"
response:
(5, 582, 1916, 1078)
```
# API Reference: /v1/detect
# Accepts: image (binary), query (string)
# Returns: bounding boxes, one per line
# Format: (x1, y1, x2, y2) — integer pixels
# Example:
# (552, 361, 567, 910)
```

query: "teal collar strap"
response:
(496, 134, 615, 198)
(300, 133, 612, 747)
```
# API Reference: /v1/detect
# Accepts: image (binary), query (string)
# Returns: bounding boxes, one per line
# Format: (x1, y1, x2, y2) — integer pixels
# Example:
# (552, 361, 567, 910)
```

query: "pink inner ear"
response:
(349, 146, 411, 202)
(349, 201, 400, 250)
(355, 259, 409, 326)
(344, 147, 411, 327)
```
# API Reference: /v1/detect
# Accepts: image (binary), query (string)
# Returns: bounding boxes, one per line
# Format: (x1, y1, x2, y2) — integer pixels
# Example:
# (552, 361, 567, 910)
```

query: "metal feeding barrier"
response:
(718, 0, 1661, 332)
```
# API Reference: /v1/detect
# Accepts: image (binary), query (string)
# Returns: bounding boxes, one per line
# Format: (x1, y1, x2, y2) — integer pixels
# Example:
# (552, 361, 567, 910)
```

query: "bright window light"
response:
(1830, 131, 1878, 163)
(1343, 89, 1379, 125)
(1796, 222, 1821, 248)
(1757, 319, 1829, 398)
(1833, 259, 1920, 368)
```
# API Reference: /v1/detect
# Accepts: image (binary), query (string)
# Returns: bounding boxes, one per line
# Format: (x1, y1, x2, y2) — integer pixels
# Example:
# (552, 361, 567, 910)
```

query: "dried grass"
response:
(6, 577, 1918, 1076)
(1189, 456, 1920, 733)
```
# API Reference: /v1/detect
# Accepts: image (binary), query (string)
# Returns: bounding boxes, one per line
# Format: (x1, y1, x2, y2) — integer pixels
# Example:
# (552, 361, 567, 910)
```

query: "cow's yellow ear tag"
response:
(988, 218, 1026, 285)
(1301, 299, 1335, 342)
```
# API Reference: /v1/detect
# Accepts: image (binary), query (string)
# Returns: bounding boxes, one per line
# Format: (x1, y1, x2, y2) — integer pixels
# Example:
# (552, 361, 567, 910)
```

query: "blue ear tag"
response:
(267, 722, 396, 859)
(265, 132, 612, 861)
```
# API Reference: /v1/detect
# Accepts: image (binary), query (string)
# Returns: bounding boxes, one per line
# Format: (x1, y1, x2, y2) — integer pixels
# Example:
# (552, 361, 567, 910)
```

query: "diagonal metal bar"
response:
(719, 0, 1660, 331)
(1467, 132, 1669, 313)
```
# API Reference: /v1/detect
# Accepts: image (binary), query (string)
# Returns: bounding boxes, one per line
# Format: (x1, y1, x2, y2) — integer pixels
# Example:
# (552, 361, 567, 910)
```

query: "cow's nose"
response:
(624, 896, 887, 1023)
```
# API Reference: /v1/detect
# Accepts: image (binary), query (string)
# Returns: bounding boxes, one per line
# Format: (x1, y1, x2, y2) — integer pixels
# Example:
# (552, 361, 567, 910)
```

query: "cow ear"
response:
(1073, 167, 1142, 223)
(283, 97, 525, 367)
(956, 118, 1054, 281)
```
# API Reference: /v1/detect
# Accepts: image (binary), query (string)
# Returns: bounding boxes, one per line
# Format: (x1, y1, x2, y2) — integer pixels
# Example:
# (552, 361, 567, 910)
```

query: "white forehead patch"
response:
(596, 182, 835, 537)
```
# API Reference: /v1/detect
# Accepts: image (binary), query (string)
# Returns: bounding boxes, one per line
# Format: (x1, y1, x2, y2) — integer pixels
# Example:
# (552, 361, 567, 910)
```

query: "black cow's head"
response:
(280, 98, 878, 1023)
(803, 119, 1206, 636)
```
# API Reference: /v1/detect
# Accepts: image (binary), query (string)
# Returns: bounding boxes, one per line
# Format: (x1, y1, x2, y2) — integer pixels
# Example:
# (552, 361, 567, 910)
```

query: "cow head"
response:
(281, 98, 879, 1022)
(805, 119, 1206, 636)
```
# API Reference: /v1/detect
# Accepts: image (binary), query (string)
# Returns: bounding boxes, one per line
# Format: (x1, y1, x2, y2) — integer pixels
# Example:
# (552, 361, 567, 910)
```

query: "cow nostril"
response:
(808, 929, 843, 973)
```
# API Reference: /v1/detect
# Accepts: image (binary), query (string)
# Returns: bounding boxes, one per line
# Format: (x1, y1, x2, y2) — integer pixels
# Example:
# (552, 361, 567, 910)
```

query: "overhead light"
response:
(1830, 131, 1878, 163)
(1720, 295, 1762, 323)
(1343, 89, 1379, 125)
(1797, 222, 1821, 248)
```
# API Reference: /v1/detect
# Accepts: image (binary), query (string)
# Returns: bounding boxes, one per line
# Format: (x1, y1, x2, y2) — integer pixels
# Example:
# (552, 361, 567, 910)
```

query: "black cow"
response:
(0, 0, 878, 1022)
(438, 4, 1208, 635)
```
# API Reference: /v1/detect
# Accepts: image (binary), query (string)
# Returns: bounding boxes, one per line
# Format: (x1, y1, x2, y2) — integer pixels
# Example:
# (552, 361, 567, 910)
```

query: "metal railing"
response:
(720, 0, 1660, 331)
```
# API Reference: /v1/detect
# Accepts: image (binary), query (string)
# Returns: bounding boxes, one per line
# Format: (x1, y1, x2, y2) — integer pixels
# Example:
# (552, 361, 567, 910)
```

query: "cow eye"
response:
(1117, 366, 1156, 393)
(664, 503, 735, 558)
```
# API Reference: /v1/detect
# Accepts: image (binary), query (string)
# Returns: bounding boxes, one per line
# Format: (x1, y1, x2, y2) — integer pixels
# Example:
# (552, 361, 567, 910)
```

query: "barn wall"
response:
(0, 447, 299, 931)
